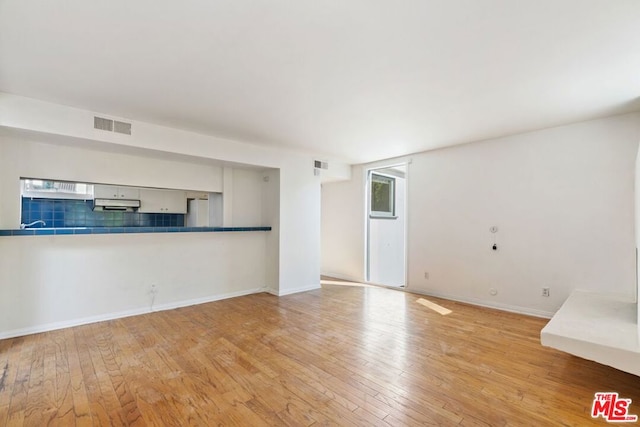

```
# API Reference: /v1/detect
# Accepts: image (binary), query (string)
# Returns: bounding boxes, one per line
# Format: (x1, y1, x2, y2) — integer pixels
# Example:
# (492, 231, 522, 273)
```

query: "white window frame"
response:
(369, 172, 396, 218)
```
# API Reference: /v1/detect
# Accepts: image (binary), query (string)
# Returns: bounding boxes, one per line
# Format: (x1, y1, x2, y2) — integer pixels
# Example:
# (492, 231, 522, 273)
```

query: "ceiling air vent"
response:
(94, 116, 132, 135)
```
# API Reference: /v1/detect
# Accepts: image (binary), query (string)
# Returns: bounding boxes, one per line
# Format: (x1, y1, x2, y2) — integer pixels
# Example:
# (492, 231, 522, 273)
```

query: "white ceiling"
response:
(1, 1, 639, 164)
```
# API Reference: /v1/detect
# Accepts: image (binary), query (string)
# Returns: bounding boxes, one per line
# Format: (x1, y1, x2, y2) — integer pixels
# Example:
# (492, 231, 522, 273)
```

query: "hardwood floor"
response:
(0, 284, 638, 426)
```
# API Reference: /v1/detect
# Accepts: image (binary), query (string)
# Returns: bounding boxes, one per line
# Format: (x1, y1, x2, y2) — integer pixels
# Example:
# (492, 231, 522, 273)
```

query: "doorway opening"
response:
(365, 164, 407, 287)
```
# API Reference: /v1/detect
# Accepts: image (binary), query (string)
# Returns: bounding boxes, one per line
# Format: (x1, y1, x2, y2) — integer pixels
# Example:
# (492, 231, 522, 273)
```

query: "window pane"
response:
(371, 174, 394, 215)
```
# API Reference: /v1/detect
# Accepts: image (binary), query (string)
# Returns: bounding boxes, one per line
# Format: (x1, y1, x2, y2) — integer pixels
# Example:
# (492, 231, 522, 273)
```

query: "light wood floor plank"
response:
(0, 337, 22, 426)
(64, 329, 92, 427)
(0, 284, 638, 426)
(6, 336, 37, 426)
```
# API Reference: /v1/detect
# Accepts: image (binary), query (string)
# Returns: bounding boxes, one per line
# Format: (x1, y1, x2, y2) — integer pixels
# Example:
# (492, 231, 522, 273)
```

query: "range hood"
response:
(93, 198, 141, 212)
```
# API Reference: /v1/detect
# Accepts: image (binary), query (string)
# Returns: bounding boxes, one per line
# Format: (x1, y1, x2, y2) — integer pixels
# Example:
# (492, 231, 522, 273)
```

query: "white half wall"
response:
(0, 232, 266, 339)
(322, 113, 640, 316)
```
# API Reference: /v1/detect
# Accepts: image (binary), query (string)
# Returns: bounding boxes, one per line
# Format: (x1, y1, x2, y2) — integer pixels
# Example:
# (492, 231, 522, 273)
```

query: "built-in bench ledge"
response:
(0, 226, 271, 236)
(541, 290, 639, 376)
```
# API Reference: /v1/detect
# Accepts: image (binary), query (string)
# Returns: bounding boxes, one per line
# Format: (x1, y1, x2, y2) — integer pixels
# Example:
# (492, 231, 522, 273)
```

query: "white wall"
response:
(277, 161, 321, 295)
(321, 166, 365, 281)
(323, 113, 640, 316)
(230, 168, 263, 226)
(0, 92, 325, 293)
(0, 135, 269, 338)
(262, 169, 280, 294)
(0, 92, 327, 336)
(0, 137, 224, 228)
(635, 140, 640, 329)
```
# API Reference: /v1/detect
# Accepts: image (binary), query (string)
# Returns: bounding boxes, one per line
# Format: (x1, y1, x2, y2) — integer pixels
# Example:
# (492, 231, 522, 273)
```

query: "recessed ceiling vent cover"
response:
(94, 116, 132, 135)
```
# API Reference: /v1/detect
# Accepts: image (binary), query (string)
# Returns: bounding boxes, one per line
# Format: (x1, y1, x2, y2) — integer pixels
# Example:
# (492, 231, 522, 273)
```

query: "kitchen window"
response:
(22, 179, 93, 199)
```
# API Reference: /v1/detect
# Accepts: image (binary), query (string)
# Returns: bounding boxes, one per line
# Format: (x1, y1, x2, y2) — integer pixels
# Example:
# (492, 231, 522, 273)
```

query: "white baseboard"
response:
(321, 272, 553, 318)
(0, 307, 150, 341)
(265, 287, 279, 296)
(407, 288, 555, 319)
(320, 271, 364, 283)
(152, 287, 266, 312)
(0, 287, 265, 340)
(275, 283, 321, 296)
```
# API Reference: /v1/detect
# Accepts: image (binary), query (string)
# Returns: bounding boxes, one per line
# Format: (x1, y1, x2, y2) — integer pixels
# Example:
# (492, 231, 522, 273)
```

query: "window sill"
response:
(369, 215, 398, 220)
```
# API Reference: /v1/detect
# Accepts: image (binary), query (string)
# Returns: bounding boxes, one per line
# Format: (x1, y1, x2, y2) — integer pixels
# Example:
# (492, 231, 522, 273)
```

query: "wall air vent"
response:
(94, 116, 132, 135)
(113, 120, 132, 135)
(94, 116, 113, 131)
(314, 160, 329, 170)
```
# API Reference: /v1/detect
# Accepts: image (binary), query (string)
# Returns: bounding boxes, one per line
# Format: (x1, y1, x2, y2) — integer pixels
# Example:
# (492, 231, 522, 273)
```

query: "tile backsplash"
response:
(21, 198, 185, 228)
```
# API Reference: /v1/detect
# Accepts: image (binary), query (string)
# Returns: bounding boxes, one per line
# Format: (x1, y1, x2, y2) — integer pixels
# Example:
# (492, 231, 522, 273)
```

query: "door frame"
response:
(364, 162, 409, 287)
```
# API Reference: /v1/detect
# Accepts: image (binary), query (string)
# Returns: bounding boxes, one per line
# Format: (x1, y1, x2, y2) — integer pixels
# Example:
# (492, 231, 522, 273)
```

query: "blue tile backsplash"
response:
(21, 198, 185, 228)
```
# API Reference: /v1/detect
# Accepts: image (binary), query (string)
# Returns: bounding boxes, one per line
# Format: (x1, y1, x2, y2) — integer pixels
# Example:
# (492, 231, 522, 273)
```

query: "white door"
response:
(366, 165, 407, 287)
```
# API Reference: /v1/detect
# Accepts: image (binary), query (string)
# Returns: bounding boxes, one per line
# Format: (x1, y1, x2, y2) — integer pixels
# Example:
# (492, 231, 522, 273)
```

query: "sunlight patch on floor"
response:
(320, 279, 376, 288)
(416, 298, 452, 315)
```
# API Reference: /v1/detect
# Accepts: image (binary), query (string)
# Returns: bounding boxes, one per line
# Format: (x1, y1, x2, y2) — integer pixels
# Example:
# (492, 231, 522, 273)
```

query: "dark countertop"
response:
(0, 226, 271, 236)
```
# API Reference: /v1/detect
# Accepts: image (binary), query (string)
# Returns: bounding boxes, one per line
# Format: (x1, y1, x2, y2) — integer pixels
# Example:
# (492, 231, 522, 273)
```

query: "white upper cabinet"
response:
(139, 189, 187, 214)
(94, 185, 140, 200)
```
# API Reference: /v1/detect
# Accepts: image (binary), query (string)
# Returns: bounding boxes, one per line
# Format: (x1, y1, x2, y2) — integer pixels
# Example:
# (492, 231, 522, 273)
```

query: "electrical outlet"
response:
(542, 287, 550, 297)
(424, 272, 429, 280)
(149, 283, 158, 296)
(489, 288, 498, 296)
